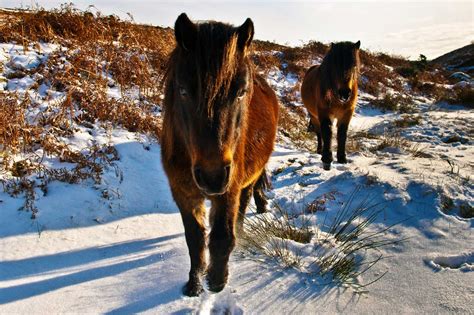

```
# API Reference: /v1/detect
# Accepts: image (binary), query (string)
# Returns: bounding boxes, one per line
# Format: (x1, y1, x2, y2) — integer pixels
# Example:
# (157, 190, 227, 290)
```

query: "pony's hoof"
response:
(323, 163, 331, 170)
(206, 268, 228, 293)
(207, 281, 226, 293)
(337, 157, 348, 164)
(182, 280, 203, 297)
(256, 205, 267, 214)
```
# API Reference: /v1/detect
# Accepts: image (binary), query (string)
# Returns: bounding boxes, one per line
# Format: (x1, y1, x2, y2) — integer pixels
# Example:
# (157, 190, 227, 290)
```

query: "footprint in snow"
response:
(197, 288, 243, 315)
(424, 251, 474, 272)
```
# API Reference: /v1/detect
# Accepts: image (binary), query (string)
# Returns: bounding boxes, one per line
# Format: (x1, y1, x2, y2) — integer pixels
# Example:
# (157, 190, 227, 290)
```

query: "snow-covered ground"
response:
(1, 43, 473, 314)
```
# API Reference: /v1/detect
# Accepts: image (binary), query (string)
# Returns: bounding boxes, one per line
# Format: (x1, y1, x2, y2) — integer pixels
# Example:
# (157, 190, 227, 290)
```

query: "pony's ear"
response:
(237, 18, 254, 51)
(354, 40, 361, 49)
(175, 13, 197, 51)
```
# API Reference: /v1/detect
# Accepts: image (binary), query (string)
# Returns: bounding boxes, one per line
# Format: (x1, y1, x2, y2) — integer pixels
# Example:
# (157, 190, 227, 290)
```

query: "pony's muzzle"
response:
(338, 88, 352, 102)
(193, 164, 231, 195)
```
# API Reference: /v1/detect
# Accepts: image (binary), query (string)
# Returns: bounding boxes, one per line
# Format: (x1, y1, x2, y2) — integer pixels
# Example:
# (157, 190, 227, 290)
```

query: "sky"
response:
(1, 0, 472, 59)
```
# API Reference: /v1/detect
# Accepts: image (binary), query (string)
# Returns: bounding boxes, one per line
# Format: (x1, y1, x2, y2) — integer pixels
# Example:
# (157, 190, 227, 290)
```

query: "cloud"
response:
(380, 22, 473, 59)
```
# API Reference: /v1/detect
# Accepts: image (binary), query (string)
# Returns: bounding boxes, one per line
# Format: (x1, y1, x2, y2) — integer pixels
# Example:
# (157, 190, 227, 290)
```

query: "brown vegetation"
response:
(0, 5, 468, 218)
(370, 94, 416, 113)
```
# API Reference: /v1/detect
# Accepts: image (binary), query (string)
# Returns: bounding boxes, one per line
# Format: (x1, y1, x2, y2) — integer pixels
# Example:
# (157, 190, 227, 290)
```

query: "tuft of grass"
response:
(1, 177, 38, 218)
(239, 203, 313, 268)
(314, 187, 405, 288)
(345, 130, 380, 153)
(370, 132, 428, 158)
(440, 195, 455, 214)
(444, 159, 471, 185)
(393, 114, 422, 128)
(240, 187, 405, 291)
(459, 203, 474, 219)
(305, 191, 338, 213)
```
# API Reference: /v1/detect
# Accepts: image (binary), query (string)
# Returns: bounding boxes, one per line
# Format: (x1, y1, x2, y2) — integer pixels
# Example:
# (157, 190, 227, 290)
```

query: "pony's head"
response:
(322, 41, 360, 103)
(165, 13, 254, 195)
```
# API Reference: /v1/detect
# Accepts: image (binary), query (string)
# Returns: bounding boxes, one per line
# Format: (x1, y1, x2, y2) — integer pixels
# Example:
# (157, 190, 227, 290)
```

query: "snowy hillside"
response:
(0, 7, 473, 314)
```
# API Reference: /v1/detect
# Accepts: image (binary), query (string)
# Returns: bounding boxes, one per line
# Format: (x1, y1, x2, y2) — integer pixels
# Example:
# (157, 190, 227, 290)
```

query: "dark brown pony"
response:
(161, 13, 279, 296)
(301, 41, 361, 170)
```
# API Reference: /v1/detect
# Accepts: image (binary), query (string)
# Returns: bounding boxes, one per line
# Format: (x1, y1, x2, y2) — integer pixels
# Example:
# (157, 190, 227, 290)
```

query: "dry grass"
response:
(370, 132, 428, 158)
(240, 187, 405, 290)
(346, 130, 380, 153)
(0, 5, 462, 220)
(393, 114, 422, 128)
(239, 203, 313, 268)
(359, 50, 404, 97)
(0, 6, 168, 217)
(439, 85, 474, 108)
(305, 191, 338, 213)
(0, 94, 41, 153)
(278, 105, 316, 151)
(370, 94, 416, 113)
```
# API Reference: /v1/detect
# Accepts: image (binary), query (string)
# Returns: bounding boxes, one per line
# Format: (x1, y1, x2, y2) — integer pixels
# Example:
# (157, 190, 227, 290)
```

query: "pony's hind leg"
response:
(320, 115, 333, 170)
(316, 130, 323, 154)
(308, 115, 322, 154)
(254, 169, 269, 214)
(237, 184, 254, 232)
(172, 189, 206, 296)
(336, 111, 353, 164)
(207, 192, 239, 292)
(236, 170, 269, 234)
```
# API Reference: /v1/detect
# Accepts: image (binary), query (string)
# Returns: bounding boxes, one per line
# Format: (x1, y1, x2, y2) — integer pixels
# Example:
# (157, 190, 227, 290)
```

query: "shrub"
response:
(370, 94, 416, 113)
(278, 105, 316, 151)
(439, 85, 474, 108)
(395, 54, 428, 78)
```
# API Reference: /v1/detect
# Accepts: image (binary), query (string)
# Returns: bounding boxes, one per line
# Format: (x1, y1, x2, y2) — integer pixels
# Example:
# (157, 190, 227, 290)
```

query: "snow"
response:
(425, 252, 474, 271)
(1, 42, 473, 314)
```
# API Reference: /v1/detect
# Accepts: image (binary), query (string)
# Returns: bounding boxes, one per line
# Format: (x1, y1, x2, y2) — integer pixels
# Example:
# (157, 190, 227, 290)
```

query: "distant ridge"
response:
(432, 43, 474, 75)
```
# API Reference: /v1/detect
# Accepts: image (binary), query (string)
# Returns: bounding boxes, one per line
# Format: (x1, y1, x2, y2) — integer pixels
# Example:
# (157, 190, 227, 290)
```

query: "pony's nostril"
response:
(339, 88, 351, 101)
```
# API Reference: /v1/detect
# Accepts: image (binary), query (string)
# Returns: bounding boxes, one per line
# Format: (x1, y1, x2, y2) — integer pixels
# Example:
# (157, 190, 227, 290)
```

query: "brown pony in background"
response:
(161, 13, 279, 296)
(301, 41, 361, 170)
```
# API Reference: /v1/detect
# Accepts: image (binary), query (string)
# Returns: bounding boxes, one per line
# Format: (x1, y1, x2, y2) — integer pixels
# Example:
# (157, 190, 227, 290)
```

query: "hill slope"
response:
(0, 7, 473, 314)
(432, 43, 474, 75)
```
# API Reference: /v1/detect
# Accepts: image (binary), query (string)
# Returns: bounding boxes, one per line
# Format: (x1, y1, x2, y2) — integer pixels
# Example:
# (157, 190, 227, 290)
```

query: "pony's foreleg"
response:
(320, 114, 333, 170)
(172, 188, 206, 296)
(336, 111, 354, 164)
(207, 192, 239, 292)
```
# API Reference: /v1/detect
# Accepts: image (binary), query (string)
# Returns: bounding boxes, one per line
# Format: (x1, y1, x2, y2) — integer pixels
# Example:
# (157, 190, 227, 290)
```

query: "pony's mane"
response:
(166, 21, 243, 118)
(321, 42, 360, 73)
(319, 42, 360, 96)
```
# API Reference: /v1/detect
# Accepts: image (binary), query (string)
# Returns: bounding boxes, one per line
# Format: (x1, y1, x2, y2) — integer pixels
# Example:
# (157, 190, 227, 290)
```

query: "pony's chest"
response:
(327, 101, 352, 118)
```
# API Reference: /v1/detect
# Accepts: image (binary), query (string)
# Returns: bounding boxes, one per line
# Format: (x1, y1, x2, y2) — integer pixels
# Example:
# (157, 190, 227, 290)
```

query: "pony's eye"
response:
(237, 89, 248, 100)
(179, 87, 188, 97)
